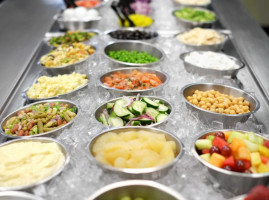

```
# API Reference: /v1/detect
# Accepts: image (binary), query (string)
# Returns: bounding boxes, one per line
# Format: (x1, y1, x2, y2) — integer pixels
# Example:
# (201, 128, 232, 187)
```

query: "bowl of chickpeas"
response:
(181, 83, 260, 127)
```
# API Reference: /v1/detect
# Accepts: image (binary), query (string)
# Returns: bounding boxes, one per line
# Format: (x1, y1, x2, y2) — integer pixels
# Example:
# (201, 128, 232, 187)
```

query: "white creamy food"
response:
(185, 51, 240, 70)
(174, 0, 211, 6)
(0, 141, 65, 187)
(63, 7, 100, 21)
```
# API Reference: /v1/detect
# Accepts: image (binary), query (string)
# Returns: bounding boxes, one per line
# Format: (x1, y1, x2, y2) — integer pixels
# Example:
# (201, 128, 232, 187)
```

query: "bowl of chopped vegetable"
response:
(172, 7, 216, 29)
(180, 83, 260, 128)
(0, 99, 79, 139)
(98, 67, 169, 94)
(95, 95, 174, 128)
(88, 180, 186, 200)
(44, 30, 99, 48)
(103, 41, 165, 68)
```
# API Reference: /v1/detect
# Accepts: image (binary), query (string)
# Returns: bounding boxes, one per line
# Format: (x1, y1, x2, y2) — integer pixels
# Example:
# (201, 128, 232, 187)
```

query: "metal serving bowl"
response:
(88, 127, 184, 179)
(180, 51, 245, 77)
(43, 30, 99, 48)
(0, 191, 44, 200)
(88, 180, 186, 200)
(94, 95, 174, 128)
(22, 74, 89, 102)
(0, 99, 79, 139)
(104, 27, 159, 43)
(175, 30, 228, 51)
(54, 14, 102, 31)
(98, 67, 169, 94)
(103, 41, 165, 67)
(172, 7, 216, 29)
(192, 129, 269, 194)
(0, 137, 69, 191)
(181, 83, 260, 128)
(172, 0, 211, 8)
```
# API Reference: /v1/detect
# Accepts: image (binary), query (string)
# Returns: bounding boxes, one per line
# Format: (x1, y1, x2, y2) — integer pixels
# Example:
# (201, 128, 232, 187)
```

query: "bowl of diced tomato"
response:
(192, 129, 269, 195)
(98, 67, 169, 93)
(75, 0, 107, 9)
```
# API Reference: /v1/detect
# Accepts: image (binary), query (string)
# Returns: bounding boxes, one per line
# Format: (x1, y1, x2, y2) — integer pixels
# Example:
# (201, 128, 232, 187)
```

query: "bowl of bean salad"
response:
(103, 41, 165, 68)
(181, 83, 260, 128)
(0, 99, 79, 139)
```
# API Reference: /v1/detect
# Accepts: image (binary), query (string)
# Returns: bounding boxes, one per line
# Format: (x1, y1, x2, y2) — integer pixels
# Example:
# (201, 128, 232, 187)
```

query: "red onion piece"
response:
(123, 96, 132, 107)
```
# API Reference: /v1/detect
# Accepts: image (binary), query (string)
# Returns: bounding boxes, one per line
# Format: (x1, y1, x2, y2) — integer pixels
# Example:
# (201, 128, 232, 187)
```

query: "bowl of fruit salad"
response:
(193, 129, 269, 194)
(95, 95, 173, 128)
(88, 180, 186, 200)
(88, 127, 184, 179)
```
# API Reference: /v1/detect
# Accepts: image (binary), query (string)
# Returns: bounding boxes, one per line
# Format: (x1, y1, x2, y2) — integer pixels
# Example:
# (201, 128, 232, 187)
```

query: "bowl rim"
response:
(103, 40, 165, 67)
(180, 83, 260, 117)
(74, 0, 109, 9)
(192, 129, 269, 178)
(104, 27, 159, 41)
(88, 126, 184, 175)
(0, 191, 44, 200)
(179, 50, 245, 72)
(172, 6, 217, 24)
(98, 67, 170, 93)
(175, 29, 229, 47)
(0, 99, 79, 139)
(0, 137, 70, 191)
(87, 180, 186, 200)
(94, 95, 175, 128)
(172, 0, 212, 7)
(23, 73, 89, 101)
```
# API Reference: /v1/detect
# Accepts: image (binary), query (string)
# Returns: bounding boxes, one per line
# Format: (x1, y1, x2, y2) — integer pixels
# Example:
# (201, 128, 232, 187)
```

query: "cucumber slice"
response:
(130, 121, 140, 126)
(145, 107, 159, 121)
(156, 113, 168, 122)
(153, 99, 163, 104)
(123, 111, 135, 120)
(98, 113, 108, 125)
(158, 104, 169, 113)
(142, 97, 159, 109)
(114, 100, 130, 117)
(109, 111, 117, 118)
(106, 103, 114, 114)
(139, 118, 153, 125)
(127, 106, 135, 114)
(132, 101, 147, 115)
(108, 117, 124, 127)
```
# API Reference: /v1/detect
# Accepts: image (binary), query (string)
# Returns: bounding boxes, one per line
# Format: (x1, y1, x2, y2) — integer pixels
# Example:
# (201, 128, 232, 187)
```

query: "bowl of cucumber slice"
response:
(94, 95, 174, 128)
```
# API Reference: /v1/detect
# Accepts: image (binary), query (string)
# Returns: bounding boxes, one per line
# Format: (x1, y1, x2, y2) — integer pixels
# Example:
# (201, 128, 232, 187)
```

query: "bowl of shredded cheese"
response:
(176, 28, 228, 51)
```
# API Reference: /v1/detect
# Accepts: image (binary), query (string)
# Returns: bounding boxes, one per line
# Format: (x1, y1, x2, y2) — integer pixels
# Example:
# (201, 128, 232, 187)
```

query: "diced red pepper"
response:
(223, 156, 235, 170)
(212, 136, 229, 149)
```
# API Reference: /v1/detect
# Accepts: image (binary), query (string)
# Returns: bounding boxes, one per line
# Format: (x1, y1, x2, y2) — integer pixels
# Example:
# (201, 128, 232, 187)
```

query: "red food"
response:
(223, 156, 235, 170)
(210, 146, 220, 154)
(75, 0, 102, 8)
(264, 141, 269, 149)
(242, 160, 251, 170)
(244, 185, 269, 200)
(261, 155, 269, 164)
(236, 159, 245, 172)
(212, 136, 229, 149)
(214, 131, 225, 139)
(221, 145, 232, 157)
(202, 149, 210, 154)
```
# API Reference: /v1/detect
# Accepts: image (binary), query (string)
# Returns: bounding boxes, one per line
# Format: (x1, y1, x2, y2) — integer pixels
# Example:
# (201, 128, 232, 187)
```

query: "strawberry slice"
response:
(212, 136, 229, 149)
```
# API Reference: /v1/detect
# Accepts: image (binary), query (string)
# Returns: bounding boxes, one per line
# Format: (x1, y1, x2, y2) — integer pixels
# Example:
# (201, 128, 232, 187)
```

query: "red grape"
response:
(210, 146, 220, 154)
(236, 160, 245, 172)
(214, 131, 225, 139)
(223, 165, 232, 171)
(221, 145, 231, 156)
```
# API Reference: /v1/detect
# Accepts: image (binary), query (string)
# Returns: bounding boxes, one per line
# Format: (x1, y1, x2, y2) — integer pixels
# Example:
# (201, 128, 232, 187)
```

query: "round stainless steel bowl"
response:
(22, 74, 89, 102)
(88, 180, 186, 200)
(175, 30, 228, 52)
(172, 7, 216, 29)
(0, 99, 79, 139)
(180, 51, 245, 77)
(0, 137, 69, 191)
(94, 95, 174, 128)
(88, 127, 184, 179)
(0, 191, 44, 200)
(181, 83, 260, 128)
(192, 129, 269, 194)
(103, 41, 165, 67)
(104, 27, 159, 43)
(98, 67, 169, 94)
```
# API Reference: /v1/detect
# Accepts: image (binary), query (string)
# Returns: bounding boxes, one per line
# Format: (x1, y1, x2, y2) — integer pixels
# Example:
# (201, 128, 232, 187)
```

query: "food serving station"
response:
(1, 0, 269, 199)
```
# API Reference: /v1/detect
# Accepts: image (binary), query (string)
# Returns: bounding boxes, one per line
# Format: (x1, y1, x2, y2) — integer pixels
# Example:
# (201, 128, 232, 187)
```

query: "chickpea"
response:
(192, 99, 198, 105)
(199, 101, 205, 105)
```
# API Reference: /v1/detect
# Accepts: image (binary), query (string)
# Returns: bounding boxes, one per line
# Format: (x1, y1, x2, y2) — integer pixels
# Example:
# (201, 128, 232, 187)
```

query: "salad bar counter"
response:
(1, 0, 269, 199)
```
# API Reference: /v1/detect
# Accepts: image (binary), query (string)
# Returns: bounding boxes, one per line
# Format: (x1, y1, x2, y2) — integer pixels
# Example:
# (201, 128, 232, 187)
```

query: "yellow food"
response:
(120, 14, 153, 28)
(40, 43, 95, 68)
(26, 72, 88, 99)
(92, 131, 177, 168)
(174, 0, 211, 6)
(0, 141, 65, 187)
(177, 28, 225, 45)
(187, 89, 250, 114)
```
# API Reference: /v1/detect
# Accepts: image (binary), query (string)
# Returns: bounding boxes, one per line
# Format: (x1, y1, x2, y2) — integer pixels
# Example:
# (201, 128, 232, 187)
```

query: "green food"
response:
(108, 50, 159, 64)
(3, 102, 77, 136)
(174, 7, 215, 22)
(120, 196, 144, 200)
(49, 31, 97, 47)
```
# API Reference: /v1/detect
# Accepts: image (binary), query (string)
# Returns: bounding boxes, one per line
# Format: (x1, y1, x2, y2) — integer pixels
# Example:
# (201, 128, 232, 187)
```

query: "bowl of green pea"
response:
(173, 7, 216, 29)
(104, 41, 165, 68)
(88, 180, 186, 200)
(0, 99, 79, 139)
